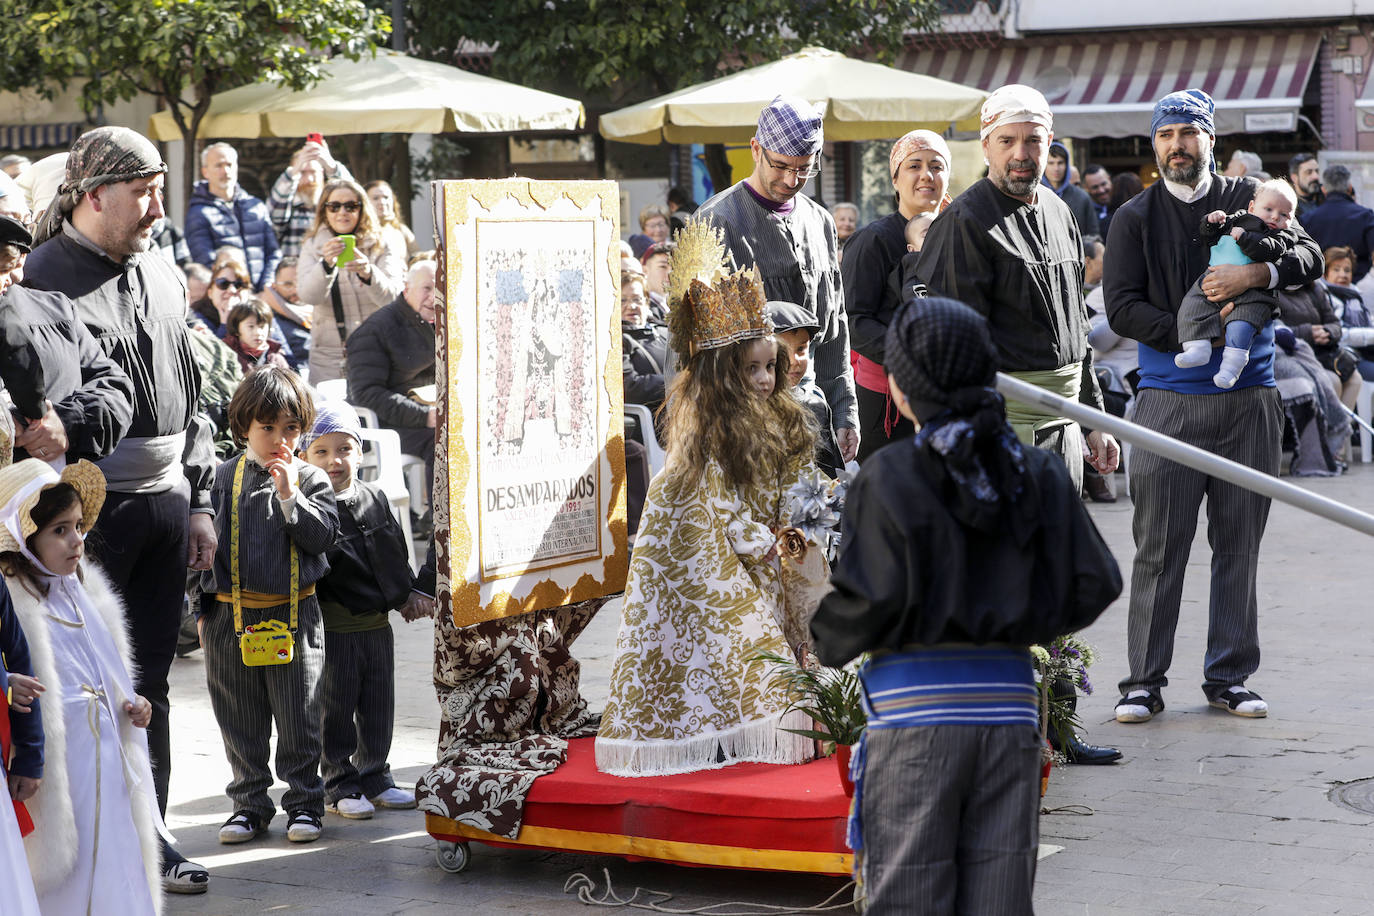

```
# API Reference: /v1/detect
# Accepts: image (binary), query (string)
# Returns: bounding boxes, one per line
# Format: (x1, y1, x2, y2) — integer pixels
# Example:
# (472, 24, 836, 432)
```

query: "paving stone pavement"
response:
(164, 464, 1374, 915)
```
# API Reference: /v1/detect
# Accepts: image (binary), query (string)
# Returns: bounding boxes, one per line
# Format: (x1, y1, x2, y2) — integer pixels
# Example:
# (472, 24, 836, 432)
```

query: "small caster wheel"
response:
(435, 839, 469, 873)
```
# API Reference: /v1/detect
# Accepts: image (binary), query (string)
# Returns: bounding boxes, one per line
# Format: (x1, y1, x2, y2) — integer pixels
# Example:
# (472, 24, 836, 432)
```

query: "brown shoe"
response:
(1084, 473, 1116, 503)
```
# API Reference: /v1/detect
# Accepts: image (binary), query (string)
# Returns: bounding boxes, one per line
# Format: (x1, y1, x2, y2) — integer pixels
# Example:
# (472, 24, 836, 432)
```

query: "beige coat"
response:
(298, 227, 404, 383)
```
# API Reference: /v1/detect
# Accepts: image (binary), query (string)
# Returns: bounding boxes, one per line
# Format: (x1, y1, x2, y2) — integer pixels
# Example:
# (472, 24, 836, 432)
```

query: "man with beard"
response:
(696, 95, 859, 463)
(916, 84, 1122, 766)
(917, 84, 1118, 492)
(1104, 89, 1321, 725)
(270, 138, 353, 259)
(1288, 153, 1323, 219)
(23, 126, 217, 894)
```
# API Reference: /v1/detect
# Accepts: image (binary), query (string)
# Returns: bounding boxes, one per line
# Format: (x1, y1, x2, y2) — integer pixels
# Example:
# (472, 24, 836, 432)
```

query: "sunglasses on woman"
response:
(213, 277, 247, 290)
(325, 200, 361, 213)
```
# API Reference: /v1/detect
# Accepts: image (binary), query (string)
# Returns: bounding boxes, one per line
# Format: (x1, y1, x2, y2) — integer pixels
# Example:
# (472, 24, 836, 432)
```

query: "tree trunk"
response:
(703, 143, 733, 200)
(389, 134, 412, 225)
(182, 119, 202, 210)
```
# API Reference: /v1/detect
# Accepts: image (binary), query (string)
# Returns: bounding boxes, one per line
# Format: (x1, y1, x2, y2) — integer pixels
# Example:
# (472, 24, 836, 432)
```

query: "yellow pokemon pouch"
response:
(226, 454, 302, 668)
(239, 619, 296, 667)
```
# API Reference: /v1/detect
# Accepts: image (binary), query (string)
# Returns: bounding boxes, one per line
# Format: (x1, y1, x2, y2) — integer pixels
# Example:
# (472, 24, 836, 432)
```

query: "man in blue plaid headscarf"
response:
(696, 95, 860, 463)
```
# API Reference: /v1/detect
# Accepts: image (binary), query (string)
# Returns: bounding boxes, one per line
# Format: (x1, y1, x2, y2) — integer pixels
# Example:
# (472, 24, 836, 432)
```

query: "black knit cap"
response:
(0, 215, 32, 253)
(765, 299, 820, 336)
(884, 296, 999, 409)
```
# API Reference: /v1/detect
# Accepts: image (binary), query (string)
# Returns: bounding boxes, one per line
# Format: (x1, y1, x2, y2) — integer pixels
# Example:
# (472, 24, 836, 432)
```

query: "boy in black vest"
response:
(301, 401, 419, 819)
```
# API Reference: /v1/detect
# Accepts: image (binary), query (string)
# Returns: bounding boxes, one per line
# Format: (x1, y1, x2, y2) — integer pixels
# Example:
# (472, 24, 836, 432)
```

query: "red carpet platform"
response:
(426, 737, 854, 875)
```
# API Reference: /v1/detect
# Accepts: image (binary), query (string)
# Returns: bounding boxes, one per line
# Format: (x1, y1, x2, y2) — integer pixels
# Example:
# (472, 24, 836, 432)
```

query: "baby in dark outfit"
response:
(1174, 179, 1300, 388)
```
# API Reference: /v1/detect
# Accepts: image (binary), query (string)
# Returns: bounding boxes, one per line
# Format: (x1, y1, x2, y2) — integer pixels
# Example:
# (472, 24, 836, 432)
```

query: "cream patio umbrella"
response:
(147, 50, 585, 140)
(599, 46, 985, 145)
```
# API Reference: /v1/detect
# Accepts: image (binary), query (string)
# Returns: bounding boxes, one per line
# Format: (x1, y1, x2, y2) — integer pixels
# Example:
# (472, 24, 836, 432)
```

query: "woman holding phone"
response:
(298, 178, 404, 382)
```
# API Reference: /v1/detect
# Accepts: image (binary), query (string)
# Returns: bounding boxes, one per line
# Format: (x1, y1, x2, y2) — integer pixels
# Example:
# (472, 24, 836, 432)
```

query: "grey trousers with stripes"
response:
(320, 626, 397, 802)
(1119, 385, 1283, 700)
(203, 597, 327, 820)
(860, 725, 1041, 916)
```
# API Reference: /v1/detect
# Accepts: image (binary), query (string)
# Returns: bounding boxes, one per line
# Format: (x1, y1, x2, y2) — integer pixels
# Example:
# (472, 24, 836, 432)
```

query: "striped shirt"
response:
(861, 646, 1038, 728)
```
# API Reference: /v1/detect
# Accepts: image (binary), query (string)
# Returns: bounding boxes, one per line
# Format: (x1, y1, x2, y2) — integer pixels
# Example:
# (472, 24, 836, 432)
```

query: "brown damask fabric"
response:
(416, 597, 606, 839)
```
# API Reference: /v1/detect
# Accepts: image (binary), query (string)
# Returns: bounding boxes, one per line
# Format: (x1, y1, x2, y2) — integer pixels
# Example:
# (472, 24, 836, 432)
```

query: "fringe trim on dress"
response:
(595, 709, 815, 777)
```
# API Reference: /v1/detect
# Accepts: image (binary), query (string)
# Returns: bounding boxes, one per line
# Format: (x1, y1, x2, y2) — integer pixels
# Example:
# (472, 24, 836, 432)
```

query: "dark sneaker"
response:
(1115, 689, 1164, 723)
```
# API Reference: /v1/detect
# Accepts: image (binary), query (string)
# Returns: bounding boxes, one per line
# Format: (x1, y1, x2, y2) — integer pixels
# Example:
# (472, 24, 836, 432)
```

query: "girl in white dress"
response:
(0, 459, 165, 915)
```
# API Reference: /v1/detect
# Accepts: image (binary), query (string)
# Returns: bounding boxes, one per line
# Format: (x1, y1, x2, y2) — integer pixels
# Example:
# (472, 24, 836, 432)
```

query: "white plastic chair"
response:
(624, 403, 666, 477)
(315, 377, 379, 427)
(315, 378, 348, 403)
(355, 426, 418, 571)
(1355, 382, 1374, 464)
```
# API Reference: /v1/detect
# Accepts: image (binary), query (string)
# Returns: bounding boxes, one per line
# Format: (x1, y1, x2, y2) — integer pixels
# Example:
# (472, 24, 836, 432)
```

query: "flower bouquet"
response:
(771, 469, 850, 657)
(1031, 633, 1097, 766)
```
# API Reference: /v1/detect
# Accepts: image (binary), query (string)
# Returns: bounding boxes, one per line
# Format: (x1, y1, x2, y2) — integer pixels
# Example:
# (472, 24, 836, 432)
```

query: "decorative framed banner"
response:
(432, 179, 628, 627)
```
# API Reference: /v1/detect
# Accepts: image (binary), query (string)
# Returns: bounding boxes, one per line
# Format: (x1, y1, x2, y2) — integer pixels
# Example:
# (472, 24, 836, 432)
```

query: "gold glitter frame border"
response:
(434, 179, 628, 628)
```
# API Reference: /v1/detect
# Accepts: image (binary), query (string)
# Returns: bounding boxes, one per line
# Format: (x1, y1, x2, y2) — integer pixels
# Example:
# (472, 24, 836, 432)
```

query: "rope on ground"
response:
(1041, 803, 1094, 816)
(563, 868, 859, 914)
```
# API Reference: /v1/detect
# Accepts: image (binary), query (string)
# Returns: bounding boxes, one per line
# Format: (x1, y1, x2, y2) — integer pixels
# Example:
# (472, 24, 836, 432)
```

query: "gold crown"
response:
(668, 220, 771, 361)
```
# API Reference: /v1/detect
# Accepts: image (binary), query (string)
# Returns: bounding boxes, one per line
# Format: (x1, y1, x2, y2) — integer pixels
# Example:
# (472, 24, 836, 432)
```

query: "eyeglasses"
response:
(760, 148, 821, 181)
(214, 277, 247, 291)
(325, 200, 361, 213)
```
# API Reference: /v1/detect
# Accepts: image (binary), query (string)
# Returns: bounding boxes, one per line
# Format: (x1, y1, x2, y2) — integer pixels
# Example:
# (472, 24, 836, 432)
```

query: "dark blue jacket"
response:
(184, 181, 282, 292)
(1301, 191, 1374, 282)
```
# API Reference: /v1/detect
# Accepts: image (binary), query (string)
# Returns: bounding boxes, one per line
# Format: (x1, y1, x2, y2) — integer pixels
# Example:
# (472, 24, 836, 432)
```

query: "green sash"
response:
(1003, 365, 1084, 475)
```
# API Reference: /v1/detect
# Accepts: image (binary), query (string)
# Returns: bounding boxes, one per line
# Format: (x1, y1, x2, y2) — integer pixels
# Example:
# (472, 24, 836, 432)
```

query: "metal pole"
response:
(995, 372, 1374, 537)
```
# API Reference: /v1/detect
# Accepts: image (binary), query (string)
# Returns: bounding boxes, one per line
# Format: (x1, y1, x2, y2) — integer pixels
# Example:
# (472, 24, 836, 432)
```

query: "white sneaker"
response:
(218, 811, 266, 844)
(286, 810, 323, 842)
(1114, 689, 1163, 723)
(326, 795, 375, 819)
(1208, 686, 1268, 718)
(369, 786, 418, 809)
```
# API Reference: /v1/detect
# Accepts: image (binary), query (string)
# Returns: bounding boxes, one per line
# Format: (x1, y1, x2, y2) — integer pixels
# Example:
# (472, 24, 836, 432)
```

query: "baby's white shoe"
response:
(1175, 340, 1212, 368)
(1213, 346, 1250, 389)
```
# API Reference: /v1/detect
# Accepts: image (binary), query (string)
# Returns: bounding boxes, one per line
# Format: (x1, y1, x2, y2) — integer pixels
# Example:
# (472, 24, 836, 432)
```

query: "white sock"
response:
(1213, 346, 1250, 389)
(1175, 339, 1212, 368)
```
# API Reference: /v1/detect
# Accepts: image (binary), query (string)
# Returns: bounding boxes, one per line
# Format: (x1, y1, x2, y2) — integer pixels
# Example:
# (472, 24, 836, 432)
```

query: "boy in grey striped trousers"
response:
(302, 402, 426, 819)
(201, 368, 339, 845)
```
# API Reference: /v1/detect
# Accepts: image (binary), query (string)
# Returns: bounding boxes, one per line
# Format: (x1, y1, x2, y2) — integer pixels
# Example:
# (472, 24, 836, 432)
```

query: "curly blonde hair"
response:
(662, 337, 816, 493)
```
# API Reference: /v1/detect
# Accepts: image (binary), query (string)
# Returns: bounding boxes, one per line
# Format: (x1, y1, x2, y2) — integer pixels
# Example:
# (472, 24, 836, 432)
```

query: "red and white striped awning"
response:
(901, 33, 1321, 138)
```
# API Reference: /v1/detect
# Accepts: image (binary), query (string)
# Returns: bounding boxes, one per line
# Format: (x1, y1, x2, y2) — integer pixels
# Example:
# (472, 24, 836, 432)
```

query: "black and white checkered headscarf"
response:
(755, 95, 824, 158)
(885, 297, 1026, 519)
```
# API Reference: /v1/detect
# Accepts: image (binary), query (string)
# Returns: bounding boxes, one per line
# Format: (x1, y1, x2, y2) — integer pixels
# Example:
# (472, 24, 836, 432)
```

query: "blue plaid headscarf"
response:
(756, 95, 824, 157)
(1151, 88, 1215, 137)
(301, 399, 362, 452)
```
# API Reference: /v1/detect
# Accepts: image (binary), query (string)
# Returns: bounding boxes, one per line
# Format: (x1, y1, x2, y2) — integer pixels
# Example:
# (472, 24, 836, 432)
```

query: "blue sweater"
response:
(1135, 325, 1275, 395)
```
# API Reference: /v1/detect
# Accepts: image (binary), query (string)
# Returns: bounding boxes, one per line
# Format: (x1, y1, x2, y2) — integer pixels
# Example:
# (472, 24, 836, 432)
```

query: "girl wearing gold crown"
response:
(596, 222, 823, 777)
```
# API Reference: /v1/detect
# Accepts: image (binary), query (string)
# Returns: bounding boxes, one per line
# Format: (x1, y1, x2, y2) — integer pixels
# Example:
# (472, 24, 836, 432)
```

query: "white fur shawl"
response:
(10, 559, 163, 914)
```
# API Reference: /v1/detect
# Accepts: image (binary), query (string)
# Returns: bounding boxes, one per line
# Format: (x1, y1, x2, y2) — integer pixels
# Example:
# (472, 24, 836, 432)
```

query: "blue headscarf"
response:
(1151, 89, 1215, 137)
